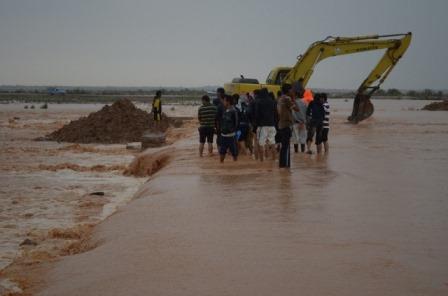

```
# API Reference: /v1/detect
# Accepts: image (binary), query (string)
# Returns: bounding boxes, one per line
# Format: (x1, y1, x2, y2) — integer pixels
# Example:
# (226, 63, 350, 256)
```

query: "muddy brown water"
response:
(35, 100, 448, 296)
(0, 103, 189, 275)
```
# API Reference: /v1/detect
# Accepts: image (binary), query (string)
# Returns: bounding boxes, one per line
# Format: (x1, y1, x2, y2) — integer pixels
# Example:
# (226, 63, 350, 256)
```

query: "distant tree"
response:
(386, 88, 402, 96)
(69, 88, 88, 94)
(436, 90, 443, 99)
(375, 89, 386, 96)
(423, 89, 433, 98)
(406, 90, 417, 97)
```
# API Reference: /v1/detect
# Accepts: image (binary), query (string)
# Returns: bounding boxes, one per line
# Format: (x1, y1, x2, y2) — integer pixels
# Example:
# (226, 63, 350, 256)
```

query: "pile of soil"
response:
(422, 100, 448, 111)
(47, 99, 171, 143)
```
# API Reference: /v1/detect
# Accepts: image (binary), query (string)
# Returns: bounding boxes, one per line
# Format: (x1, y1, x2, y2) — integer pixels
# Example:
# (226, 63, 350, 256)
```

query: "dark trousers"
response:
(216, 129, 221, 147)
(199, 126, 214, 143)
(278, 127, 292, 168)
(219, 135, 238, 157)
(307, 121, 324, 145)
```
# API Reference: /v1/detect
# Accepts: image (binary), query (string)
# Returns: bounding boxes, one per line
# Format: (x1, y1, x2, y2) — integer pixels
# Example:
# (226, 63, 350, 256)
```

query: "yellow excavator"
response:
(224, 32, 412, 123)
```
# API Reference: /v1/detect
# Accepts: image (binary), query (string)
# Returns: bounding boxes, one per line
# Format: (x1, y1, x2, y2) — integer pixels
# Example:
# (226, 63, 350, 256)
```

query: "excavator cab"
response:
(266, 68, 292, 85)
(275, 70, 289, 85)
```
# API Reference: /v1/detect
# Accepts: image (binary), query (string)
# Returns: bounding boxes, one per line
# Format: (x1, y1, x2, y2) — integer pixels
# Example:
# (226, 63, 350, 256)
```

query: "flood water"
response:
(0, 103, 141, 274)
(39, 100, 448, 296)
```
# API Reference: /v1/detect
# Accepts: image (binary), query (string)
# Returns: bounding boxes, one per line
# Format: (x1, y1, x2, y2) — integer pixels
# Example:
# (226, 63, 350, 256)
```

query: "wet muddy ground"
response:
(32, 100, 448, 295)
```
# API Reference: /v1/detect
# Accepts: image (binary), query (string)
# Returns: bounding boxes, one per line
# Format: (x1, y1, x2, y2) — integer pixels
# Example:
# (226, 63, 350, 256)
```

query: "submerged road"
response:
(39, 106, 448, 296)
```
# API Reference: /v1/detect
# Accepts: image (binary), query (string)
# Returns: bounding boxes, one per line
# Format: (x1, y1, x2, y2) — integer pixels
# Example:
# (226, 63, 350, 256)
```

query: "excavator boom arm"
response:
(284, 33, 412, 122)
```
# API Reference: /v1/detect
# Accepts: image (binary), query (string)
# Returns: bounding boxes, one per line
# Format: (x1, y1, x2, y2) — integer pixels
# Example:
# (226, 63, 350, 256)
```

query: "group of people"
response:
(197, 85, 330, 168)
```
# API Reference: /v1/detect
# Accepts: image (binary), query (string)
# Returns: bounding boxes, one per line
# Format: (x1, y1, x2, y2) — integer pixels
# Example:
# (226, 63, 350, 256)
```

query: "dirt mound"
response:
(422, 100, 448, 111)
(46, 99, 171, 143)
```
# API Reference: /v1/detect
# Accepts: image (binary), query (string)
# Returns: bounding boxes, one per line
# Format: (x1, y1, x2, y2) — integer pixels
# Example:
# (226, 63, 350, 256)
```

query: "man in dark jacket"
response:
(214, 87, 226, 150)
(246, 90, 259, 158)
(219, 95, 239, 162)
(306, 93, 325, 154)
(254, 88, 277, 161)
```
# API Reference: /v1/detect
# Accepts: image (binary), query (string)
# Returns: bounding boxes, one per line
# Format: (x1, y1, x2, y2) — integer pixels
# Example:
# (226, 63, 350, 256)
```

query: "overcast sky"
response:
(0, 0, 447, 89)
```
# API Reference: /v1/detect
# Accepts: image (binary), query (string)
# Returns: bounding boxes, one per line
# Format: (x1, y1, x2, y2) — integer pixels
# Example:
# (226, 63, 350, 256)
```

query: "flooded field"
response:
(0, 102, 194, 286)
(31, 99, 448, 296)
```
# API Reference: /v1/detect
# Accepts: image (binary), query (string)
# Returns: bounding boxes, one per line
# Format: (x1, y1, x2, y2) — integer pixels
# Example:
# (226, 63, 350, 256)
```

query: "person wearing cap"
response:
(292, 88, 309, 153)
(306, 93, 325, 154)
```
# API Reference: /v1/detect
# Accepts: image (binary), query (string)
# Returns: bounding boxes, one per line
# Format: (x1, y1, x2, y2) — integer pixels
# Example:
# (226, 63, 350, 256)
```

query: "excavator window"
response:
(266, 71, 275, 84)
(275, 70, 290, 85)
(231, 77, 259, 84)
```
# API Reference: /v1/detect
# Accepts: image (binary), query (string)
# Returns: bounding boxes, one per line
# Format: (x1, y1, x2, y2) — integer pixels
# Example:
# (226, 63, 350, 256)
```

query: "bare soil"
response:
(46, 99, 171, 143)
(422, 100, 448, 111)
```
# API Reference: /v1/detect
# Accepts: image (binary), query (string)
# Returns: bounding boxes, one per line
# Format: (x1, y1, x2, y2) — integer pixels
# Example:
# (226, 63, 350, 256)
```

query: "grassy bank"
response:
(0, 93, 202, 104)
(0, 92, 444, 104)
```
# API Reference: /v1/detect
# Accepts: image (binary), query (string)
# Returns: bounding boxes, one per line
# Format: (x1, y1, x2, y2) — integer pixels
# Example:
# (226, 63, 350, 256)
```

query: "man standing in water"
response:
(214, 88, 226, 151)
(277, 84, 297, 168)
(322, 93, 330, 152)
(244, 92, 255, 155)
(306, 93, 325, 154)
(233, 94, 249, 155)
(292, 89, 308, 153)
(254, 88, 277, 161)
(249, 89, 261, 159)
(198, 95, 217, 157)
(152, 90, 162, 123)
(219, 95, 239, 163)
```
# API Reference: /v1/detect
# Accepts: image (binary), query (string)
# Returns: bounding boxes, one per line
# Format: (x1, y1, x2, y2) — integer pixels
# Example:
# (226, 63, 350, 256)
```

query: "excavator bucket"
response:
(347, 93, 374, 123)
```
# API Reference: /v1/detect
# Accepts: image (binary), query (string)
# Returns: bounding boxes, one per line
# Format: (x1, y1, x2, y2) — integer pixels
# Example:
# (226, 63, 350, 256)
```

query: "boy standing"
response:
(152, 90, 162, 122)
(322, 93, 330, 152)
(219, 95, 239, 163)
(292, 89, 308, 153)
(233, 94, 250, 155)
(277, 84, 297, 168)
(306, 93, 325, 154)
(214, 88, 226, 150)
(198, 95, 217, 157)
(254, 88, 277, 161)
